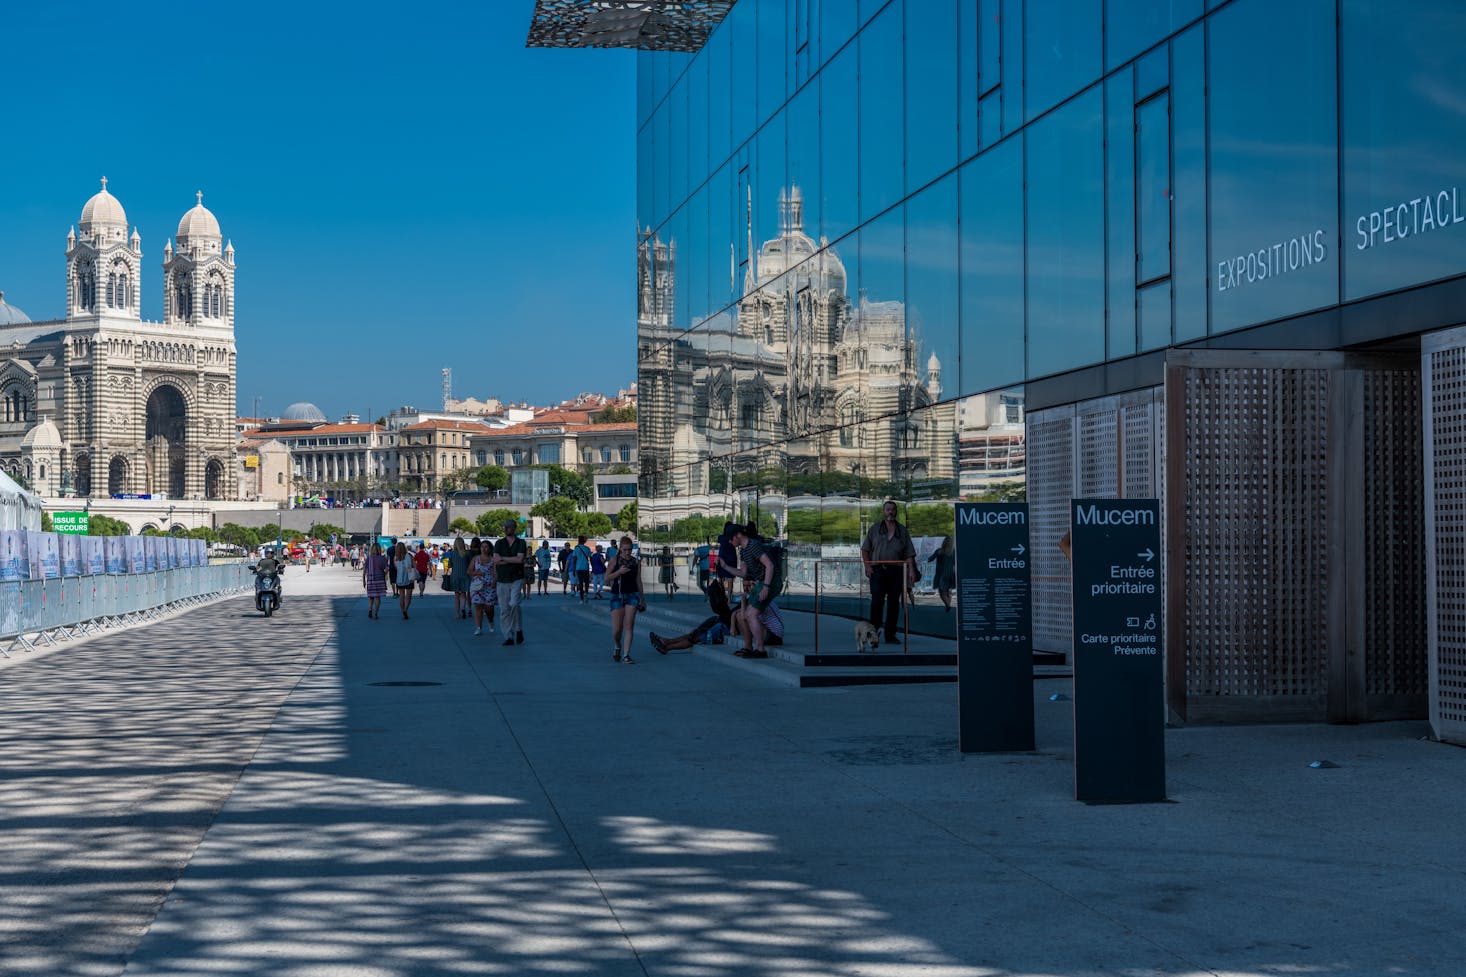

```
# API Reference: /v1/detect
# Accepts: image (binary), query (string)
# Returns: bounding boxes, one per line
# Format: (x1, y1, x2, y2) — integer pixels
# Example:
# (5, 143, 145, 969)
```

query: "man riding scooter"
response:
(251, 547, 285, 617)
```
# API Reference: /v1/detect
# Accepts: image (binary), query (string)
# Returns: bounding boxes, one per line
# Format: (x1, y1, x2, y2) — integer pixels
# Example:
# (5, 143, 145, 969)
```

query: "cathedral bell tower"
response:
(163, 191, 235, 330)
(67, 177, 141, 320)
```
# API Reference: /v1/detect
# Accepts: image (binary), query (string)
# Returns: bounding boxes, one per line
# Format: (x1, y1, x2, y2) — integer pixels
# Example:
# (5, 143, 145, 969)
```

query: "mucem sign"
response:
(954, 503, 1034, 752)
(1070, 499, 1165, 803)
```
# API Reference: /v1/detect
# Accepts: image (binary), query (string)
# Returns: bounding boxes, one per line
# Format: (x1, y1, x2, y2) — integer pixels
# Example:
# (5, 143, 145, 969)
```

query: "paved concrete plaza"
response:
(2, 564, 1463, 977)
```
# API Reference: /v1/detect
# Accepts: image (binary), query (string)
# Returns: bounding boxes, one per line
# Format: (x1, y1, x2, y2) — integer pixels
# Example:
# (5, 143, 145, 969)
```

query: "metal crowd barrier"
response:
(0, 562, 253, 658)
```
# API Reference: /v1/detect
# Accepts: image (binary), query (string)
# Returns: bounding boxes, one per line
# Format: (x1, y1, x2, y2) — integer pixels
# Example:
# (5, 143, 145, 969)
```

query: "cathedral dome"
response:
(0, 291, 30, 325)
(177, 192, 222, 241)
(282, 402, 327, 423)
(79, 178, 127, 229)
(21, 417, 62, 450)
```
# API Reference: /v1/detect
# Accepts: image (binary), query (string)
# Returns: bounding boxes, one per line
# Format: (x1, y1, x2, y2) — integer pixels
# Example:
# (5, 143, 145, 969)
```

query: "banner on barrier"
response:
(60, 533, 81, 577)
(83, 535, 104, 575)
(37, 532, 60, 579)
(125, 536, 145, 574)
(0, 530, 22, 582)
(143, 536, 159, 573)
(104, 536, 124, 574)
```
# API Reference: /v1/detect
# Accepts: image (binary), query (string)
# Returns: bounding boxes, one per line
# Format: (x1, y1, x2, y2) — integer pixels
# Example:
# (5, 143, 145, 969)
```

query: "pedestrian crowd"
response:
(347, 521, 793, 666)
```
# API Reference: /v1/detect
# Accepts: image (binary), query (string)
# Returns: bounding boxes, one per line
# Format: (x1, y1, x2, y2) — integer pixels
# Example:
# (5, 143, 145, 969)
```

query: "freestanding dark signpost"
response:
(955, 502, 1034, 752)
(1070, 498, 1166, 802)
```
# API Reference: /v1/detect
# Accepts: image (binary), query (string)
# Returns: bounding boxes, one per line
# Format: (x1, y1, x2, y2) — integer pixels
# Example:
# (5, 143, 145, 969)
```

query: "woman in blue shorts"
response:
(603, 535, 643, 664)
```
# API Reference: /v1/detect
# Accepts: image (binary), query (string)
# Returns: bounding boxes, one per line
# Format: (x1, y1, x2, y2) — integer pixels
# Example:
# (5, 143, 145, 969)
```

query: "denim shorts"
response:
(609, 594, 642, 611)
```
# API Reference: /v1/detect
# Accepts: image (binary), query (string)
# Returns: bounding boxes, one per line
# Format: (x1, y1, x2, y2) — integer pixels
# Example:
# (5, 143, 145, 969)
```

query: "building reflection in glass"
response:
(637, 183, 1027, 628)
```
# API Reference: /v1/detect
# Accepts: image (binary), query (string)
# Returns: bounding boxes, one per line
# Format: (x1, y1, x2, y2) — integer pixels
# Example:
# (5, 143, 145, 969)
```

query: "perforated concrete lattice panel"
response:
(1424, 328, 1466, 745)
(1026, 390, 1164, 657)
(1166, 350, 1426, 726)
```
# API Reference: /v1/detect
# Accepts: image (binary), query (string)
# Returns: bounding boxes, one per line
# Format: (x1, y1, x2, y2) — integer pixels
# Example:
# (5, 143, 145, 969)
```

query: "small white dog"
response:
(854, 621, 881, 654)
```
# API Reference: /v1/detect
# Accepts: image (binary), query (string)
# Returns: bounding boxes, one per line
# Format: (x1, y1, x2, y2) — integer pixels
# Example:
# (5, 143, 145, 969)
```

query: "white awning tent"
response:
(0, 469, 43, 531)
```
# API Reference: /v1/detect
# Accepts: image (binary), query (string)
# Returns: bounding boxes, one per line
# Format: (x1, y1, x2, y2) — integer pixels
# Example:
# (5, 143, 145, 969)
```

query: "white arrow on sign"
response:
(1011, 543, 1025, 556)
(1138, 548, 1155, 562)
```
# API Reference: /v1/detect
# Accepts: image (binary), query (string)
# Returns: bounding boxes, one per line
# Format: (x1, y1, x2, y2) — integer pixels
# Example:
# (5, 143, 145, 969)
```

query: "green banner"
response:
(52, 511, 89, 535)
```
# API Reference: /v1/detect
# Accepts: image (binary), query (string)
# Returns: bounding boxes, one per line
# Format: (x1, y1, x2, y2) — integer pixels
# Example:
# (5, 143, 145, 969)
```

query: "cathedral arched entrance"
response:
(204, 458, 224, 501)
(108, 456, 129, 496)
(73, 454, 91, 497)
(145, 384, 188, 499)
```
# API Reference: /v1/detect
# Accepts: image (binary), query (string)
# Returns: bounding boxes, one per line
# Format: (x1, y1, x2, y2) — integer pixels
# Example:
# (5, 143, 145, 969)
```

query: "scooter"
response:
(249, 564, 283, 617)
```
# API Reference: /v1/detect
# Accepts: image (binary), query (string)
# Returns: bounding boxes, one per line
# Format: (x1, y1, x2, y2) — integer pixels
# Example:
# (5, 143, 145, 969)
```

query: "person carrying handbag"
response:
(393, 541, 417, 619)
(604, 535, 643, 664)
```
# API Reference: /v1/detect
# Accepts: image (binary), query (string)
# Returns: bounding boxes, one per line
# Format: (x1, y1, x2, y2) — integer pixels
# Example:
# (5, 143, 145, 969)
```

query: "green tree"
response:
(217, 522, 259, 548)
(607, 464, 633, 475)
(186, 526, 218, 543)
(87, 514, 133, 537)
(475, 465, 509, 491)
(449, 517, 476, 534)
(591, 405, 637, 424)
(530, 495, 584, 537)
(475, 509, 526, 537)
(582, 511, 613, 538)
(614, 501, 637, 534)
(529, 464, 591, 506)
(41, 511, 53, 532)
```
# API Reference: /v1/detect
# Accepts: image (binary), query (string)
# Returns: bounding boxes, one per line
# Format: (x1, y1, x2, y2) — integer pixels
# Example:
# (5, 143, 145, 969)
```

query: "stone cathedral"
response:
(0, 180, 238, 500)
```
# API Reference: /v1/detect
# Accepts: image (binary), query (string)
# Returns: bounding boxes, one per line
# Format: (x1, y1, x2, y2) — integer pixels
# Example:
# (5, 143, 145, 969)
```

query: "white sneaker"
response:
(473, 627, 482, 636)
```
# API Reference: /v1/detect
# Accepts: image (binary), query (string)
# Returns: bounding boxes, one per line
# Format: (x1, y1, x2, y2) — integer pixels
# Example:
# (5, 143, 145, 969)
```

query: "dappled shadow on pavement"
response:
(0, 595, 338, 977)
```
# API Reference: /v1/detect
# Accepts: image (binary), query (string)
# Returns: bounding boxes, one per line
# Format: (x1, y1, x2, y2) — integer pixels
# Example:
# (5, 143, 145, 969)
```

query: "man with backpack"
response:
(573, 535, 595, 604)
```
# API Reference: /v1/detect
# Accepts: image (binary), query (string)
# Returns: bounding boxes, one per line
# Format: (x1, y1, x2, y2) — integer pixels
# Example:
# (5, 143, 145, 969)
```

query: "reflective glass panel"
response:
(708, 163, 735, 311)
(959, 136, 1025, 395)
(905, 173, 961, 411)
(979, 0, 1001, 93)
(1106, 71, 1137, 358)
(1208, 0, 1338, 334)
(687, 54, 709, 194)
(669, 78, 688, 215)
(959, 1, 980, 160)
(1106, 0, 1201, 70)
(820, 42, 860, 244)
(757, 0, 789, 125)
(1139, 280, 1171, 351)
(821, 0, 860, 67)
(1024, 0, 1101, 119)
(860, 3, 904, 222)
(730, 0, 757, 147)
(906, 0, 959, 194)
(755, 112, 789, 278)
(1026, 89, 1106, 378)
(686, 184, 710, 326)
(1001, 0, 1024, 132)
(1137, 92, 1171, 283)
(707, 24, 733, 169)
(957, 389, 1027, 500)
(1171, 23, 1206, 341)
(787, 78, 821, 241)
(1342, 0, 1466, 300)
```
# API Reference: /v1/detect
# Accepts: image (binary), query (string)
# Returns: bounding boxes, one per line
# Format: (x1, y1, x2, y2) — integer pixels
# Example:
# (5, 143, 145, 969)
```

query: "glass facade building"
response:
(528, 0, 1466, 737)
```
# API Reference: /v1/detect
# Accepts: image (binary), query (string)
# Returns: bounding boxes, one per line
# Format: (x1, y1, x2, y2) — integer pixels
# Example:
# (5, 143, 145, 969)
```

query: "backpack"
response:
(761, 541, 787, 583)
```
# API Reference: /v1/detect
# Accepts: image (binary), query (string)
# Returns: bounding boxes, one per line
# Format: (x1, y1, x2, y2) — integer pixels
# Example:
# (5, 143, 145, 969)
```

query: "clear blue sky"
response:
(0, 1, 635, 422)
